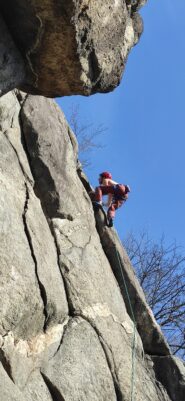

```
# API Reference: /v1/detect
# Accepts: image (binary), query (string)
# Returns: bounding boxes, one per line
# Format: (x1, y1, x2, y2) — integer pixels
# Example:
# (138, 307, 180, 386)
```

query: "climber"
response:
(92, 171, 131, 227)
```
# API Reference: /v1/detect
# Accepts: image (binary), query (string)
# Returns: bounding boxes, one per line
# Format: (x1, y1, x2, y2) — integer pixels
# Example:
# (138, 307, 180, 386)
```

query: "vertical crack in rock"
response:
(4, 130, 32, 185)
(25, 14, 44, 88)
(2, 131, 48, 329)
(99, 340, 123, 401)
(49, 221, 74, 317)
(19, 106, 73, 221)
(97, 337, 122, 401)
(88, 47, 101, 86)
(67, 127, 78, 158)
(74, 313, 122, 401)
(77, 164, 94, 193)
(18, 103, 73, 320)
(52, 317, 71, 359)
(77, 9, 102, 89)
(22, 182, 48, 331)
(41, 373, 66, 401)
(15, 90, 28, 107)
(0, 348, 14, 383)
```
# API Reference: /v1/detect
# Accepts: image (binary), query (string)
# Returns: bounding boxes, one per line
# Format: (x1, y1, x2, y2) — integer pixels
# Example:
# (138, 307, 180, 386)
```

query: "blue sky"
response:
(57, 0, 185, 246)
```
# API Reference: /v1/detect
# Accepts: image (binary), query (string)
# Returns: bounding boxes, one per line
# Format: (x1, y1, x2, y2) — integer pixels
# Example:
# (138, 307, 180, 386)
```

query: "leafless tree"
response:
(123, 231, 185, 360)
(69, 104, 107, 168)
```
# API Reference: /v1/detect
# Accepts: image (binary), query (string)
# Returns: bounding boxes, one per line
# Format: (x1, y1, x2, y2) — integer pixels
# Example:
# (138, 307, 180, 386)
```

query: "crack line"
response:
(3, 129, 49, 331)
(26, 14, 43, 88)
(3, 130, 33, 185)
(74, 312, 123, 401)
(22, 182, 48, 331)
(19, 101, 74, 322)
(49, 221, 74, 316)
(41, 372, 66, 401)
(0, 348, 14, 383)
(52, 318, 71, 359)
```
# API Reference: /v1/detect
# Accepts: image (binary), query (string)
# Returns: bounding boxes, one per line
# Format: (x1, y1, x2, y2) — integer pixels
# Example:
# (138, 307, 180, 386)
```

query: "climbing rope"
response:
(115, 247, 137, 401)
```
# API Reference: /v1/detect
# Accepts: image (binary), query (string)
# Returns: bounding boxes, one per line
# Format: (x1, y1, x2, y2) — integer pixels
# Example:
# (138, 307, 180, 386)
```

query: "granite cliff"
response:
(0, 1, 185, 401)
(0, 91, 184, 401)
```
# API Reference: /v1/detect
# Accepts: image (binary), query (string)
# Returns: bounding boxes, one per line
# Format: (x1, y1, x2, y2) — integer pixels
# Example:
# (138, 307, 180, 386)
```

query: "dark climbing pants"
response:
(95, 184, 126, 218)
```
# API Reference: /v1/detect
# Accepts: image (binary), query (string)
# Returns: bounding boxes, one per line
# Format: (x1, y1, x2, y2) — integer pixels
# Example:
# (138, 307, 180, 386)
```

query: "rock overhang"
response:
(0, 0, 146, 97)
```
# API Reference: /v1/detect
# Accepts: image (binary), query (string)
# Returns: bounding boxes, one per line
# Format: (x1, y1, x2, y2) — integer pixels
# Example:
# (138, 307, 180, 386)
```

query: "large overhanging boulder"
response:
(0, 0, 146, 97)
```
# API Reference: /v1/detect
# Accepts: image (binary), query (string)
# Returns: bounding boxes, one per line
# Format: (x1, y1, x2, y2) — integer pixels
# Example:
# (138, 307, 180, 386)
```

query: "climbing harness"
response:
(111, 184, 129, 203)
(115, 245, 137, 401)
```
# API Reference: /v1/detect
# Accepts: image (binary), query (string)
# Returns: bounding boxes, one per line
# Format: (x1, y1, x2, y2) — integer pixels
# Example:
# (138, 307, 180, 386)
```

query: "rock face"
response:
(0, 1, 146, 97)
(0, 3, 184, 399)
(0, 91, 184, 401)
(0, 16, 25, 96)
(93, 210, 170, 356)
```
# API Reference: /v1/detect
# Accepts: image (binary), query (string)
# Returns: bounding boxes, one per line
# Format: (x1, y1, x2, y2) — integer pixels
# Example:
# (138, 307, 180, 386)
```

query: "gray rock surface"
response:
(93, 208, 170, 356)
(23, 370, 53, 401)
(0, 321, 69, 390)
(0, 4, 181, 400)
(0, 92, 181, 401)
(0, 1, 146, 97)
(25, 186, 69, 328)
(42, 317, 117, 401)
(0, 363, 25, 401)
(20, 94, 172, 400)
(0, 16, 25, 96)
(0, 92, 68, 339)
(21, 96, 90, 220)
(152, 355, 185, 401)
(0, 91, 20, 132)
(0, 129, 44, 338)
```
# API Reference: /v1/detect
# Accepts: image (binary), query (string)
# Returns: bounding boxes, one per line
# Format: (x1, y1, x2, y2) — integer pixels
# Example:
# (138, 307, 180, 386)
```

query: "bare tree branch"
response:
(69, 104, 107, 168)
(123, 231, 185, 360)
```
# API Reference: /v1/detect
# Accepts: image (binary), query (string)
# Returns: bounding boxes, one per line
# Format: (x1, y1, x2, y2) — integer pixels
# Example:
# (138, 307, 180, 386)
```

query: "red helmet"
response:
(100, 171, 112, 179)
